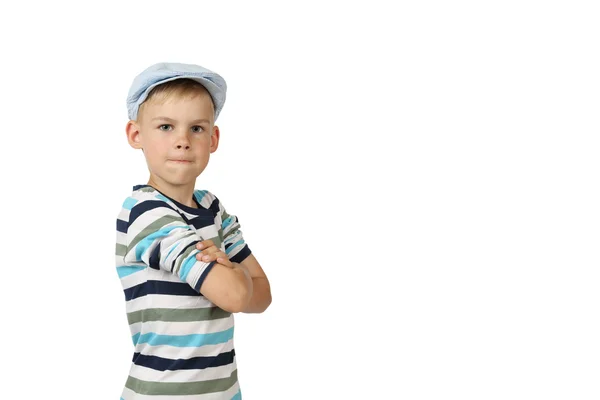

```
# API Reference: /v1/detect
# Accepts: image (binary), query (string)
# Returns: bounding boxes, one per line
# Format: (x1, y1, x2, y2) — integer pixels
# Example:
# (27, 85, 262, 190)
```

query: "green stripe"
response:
(207, 235, 222, 250)
(125, 369, 237, 395)
(223, 220, 239, 240)
(221, 209, 230, 223)
(139, 186, 155, 192)
(116, 244, 127, 257)
(128, 215, 182, 250)
(127, 307, 231, 324)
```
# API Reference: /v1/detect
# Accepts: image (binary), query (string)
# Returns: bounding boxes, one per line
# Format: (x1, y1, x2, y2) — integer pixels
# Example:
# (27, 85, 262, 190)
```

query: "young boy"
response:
(115, 62, 271, 399)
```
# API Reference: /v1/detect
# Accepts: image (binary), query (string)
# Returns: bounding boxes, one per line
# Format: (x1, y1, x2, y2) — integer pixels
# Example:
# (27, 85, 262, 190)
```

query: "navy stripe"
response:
(148, 244, 161, 270)
(128, 200, 175, 228)
(208, 196, 220, 214)
(117, 219, 128, 233)
(168, 240, 200, 272)
(194, 262, 216, 292)
(124, 280, 199, 301)
(132, 349, 235, 371)
(230, 245, 252, 264)
(189, 214, 217, 230)
(144, 185, 215, 215)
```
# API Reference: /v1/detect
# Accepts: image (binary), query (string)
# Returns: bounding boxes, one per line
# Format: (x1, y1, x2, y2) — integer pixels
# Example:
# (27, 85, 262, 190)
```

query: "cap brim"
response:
(135, 76, 225, 121)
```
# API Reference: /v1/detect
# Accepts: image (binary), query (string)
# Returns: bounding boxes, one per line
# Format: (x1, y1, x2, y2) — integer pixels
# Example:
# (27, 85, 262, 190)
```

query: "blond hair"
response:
(137, 78, 215, 122)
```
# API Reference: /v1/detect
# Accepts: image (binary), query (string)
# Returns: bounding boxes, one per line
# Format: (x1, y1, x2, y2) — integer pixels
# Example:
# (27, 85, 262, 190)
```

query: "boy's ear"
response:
(210, 125, 220, 153)
(126, 120, 143, 150)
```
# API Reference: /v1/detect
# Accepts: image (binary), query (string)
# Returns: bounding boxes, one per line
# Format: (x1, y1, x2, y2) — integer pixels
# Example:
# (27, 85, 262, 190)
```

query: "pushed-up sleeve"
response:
(218, 198, 252, 264)
(124, 199, 214, 292)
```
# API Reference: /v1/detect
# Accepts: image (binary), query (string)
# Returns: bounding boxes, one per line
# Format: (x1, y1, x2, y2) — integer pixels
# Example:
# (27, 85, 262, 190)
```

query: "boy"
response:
(115, 62, 272, 399)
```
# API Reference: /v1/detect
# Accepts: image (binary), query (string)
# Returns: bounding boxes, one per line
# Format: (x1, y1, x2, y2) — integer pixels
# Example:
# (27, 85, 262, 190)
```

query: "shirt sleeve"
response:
(218, 197, 252, 264)
(123, 199, 214, 292)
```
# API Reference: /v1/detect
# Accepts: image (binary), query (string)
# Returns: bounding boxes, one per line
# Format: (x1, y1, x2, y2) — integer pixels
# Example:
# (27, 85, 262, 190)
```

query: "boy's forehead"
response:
(140, 95, 214, 122)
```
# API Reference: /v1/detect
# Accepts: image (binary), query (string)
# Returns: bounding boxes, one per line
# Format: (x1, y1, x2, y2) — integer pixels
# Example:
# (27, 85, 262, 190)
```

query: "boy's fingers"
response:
(196, 250, 229, 263)
(216, 256, 233, 268)
(197, 245, 219, 255)
(196, 239, 214, 250)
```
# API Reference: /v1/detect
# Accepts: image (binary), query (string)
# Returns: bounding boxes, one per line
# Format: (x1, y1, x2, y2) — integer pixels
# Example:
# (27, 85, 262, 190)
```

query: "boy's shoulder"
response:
(119, 185, 221, 214)
(192, 188, 219, 210)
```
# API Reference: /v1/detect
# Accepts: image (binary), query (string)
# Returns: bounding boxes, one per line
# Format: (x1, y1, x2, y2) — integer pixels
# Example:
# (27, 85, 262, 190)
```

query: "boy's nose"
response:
(176, 145, 190, 149)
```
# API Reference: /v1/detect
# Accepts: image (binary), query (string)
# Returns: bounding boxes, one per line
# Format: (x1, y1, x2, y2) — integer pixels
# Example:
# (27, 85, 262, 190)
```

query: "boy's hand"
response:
(195, 239, 233, 267)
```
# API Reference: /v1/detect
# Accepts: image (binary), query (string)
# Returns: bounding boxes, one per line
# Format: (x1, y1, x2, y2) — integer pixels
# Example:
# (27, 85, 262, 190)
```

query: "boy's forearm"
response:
(243, 277, 272, 313)
(231, 263, 253, 311)
(233, 262, 272, 314)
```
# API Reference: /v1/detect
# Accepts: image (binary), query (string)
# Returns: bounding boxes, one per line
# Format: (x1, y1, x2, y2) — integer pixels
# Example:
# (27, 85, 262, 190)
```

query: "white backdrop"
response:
(1, 1, 599, 399)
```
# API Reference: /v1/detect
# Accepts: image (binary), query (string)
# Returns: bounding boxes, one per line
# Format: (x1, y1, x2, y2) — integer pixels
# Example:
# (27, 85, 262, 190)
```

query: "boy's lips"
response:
(169, 159, 193, 163)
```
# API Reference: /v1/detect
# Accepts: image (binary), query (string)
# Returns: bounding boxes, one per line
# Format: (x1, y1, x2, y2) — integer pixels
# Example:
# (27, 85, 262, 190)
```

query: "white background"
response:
(1, 1, 599, 399)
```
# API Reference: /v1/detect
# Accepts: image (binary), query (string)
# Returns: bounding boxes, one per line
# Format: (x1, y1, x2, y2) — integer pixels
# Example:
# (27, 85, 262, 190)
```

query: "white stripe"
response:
(118, 208, 131, 222)
(129, 315, 233, 336)
(163, 237, 193, 270)
(116, 230, 127, 245)
(121, 268, 148, 289)
(120, 380, 239, 400)
(225, 241, 245, 260)
(125, 294, 215, 314)
(192, 224, 220, 242)
(129, 225, 195, 268)
(135, 339, 235, 360)
(196, 190, 216, 209)
(128, 355, 238, 383)
(127, 205, 185, 240)
(121, 268, 182, 290)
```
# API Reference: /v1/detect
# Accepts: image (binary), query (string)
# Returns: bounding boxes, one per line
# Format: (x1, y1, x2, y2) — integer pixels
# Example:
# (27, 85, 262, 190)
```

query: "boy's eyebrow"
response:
(152, 116, 211, 124)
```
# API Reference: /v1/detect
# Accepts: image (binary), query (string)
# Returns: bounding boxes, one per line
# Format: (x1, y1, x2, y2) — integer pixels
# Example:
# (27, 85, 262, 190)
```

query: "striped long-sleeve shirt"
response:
(115, 184, 251, 400)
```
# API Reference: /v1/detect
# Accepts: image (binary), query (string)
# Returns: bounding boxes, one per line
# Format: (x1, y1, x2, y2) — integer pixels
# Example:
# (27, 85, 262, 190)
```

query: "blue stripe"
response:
(225, 240, 244, 255)
(179, 252, 200, 280)
(194, 189, 208, 204)
(222, 216, 233, 230)
(124, 280, 200, 301)
(132, 327, 234, 347)
(132, 349, 235, 371)
(156, 194, 169, 203)
(231, 390, 242, 400)
(122, 197, 138, 210)
(116, 265, 145, 278)
(135, 225, 188, 259)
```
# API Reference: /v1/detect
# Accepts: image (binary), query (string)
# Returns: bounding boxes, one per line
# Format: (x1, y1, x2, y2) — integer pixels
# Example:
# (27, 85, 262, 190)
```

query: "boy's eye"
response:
(157, 125, 204, 133)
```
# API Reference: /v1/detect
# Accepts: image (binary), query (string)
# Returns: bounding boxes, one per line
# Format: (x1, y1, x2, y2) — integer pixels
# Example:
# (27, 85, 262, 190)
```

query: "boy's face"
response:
(126, 91, 219, 190)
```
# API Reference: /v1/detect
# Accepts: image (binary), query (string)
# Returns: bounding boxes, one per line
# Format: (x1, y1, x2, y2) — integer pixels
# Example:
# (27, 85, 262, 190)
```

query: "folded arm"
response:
(124, 200, 252, 313)
(235, 254, 272, 314)
(217, 200, 271, 313)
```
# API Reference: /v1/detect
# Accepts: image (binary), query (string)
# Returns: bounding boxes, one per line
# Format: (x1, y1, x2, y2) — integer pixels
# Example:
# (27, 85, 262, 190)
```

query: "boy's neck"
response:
(146, 177, 197, 209)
